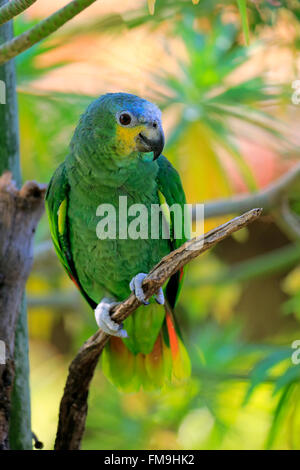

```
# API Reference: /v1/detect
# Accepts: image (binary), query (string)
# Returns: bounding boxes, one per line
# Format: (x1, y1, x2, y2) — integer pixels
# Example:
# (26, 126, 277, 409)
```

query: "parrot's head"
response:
(72, 93, 165, 164)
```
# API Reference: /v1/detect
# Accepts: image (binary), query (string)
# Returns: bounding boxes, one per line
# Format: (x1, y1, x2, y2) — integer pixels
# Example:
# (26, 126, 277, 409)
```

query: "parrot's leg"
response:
(94, 297, 128, 338)
(129, 273, 164, 305)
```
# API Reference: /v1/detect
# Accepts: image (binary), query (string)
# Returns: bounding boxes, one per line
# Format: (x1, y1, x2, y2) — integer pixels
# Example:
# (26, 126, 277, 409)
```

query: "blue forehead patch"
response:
(98, 92, 162, 123)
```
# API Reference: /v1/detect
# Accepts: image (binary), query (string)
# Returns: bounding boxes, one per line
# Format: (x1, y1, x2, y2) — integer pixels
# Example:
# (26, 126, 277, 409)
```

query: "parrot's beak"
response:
(136, 123, 164, 160)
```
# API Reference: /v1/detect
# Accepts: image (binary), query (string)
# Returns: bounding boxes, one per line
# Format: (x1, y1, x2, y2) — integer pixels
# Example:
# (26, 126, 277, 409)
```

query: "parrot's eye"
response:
(118, 112, 132, 126)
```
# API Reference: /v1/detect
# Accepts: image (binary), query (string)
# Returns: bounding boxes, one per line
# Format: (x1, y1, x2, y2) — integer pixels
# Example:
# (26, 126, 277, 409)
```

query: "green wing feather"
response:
(156, 155, 189, 308)
(45, 163, 96, 309)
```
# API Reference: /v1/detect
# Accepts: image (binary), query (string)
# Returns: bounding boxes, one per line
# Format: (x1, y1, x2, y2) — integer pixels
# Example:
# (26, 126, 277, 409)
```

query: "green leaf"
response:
(265, 384, 295, 450)
(273, 365, 300, 395)
(243, 349, 292, 405)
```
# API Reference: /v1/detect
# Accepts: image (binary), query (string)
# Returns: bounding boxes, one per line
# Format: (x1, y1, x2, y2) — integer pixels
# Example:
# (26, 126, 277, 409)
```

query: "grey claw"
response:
(94, 297, 128, 338)
(155, 287, 165, 305)
(129, 273, 164, 306)
(129, 273, 149, 304)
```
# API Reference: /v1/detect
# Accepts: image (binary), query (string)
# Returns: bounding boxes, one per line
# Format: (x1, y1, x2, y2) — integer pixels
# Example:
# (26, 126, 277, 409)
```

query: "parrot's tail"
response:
(101, 305, 191, 392)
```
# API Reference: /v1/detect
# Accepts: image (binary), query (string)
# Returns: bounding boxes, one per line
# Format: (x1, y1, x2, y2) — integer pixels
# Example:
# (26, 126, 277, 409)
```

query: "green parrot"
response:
(46, 93, 190, 392)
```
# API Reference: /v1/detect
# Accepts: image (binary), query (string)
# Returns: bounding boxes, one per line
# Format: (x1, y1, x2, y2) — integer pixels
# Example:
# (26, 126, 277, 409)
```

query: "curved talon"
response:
(129, 273, 165, 305)
(94, 297, 128, 338)
(155, 287, 165, 305)
(129, 273, 149, 304)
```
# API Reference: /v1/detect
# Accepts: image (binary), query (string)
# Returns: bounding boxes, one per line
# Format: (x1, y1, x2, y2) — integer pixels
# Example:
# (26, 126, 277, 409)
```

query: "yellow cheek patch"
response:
(116, 124, 145, 156)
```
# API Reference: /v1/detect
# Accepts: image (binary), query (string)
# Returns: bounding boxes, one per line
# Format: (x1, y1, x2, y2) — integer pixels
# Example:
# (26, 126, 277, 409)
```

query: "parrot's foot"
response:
(129, 273, 164, 305)
(94, 297, 128, 338)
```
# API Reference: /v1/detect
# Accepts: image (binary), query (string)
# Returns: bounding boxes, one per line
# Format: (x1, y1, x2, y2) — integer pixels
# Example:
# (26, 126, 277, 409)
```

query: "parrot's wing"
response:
(45, 163, 97, 309)
(156, 155, 190, 308)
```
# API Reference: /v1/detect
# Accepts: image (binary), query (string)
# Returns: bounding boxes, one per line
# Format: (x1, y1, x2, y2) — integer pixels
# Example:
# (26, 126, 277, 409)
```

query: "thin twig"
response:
(0, 0, 38, 26)
(0, 0, 98, 65)
(54, 207, 262, 450)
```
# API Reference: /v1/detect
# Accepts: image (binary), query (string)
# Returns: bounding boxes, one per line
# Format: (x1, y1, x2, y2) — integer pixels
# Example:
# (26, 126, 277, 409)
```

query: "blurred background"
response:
(17, 0, 300, 450)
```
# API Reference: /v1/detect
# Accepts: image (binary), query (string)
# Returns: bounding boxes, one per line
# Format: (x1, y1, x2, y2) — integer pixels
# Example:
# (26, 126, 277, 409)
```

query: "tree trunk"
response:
(0, 0, 44, 449)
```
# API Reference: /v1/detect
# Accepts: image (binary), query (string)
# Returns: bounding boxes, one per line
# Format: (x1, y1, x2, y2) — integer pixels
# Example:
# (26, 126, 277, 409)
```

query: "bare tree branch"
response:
(54, 207, 262, 450)
(0, 0, 99, 65)
(0, 0, 38, 26)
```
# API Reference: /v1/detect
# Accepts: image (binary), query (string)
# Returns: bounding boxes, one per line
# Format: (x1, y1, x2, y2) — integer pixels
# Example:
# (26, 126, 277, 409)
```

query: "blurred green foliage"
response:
(159, 15, 287, 195)
(16, 0, 300, 450)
